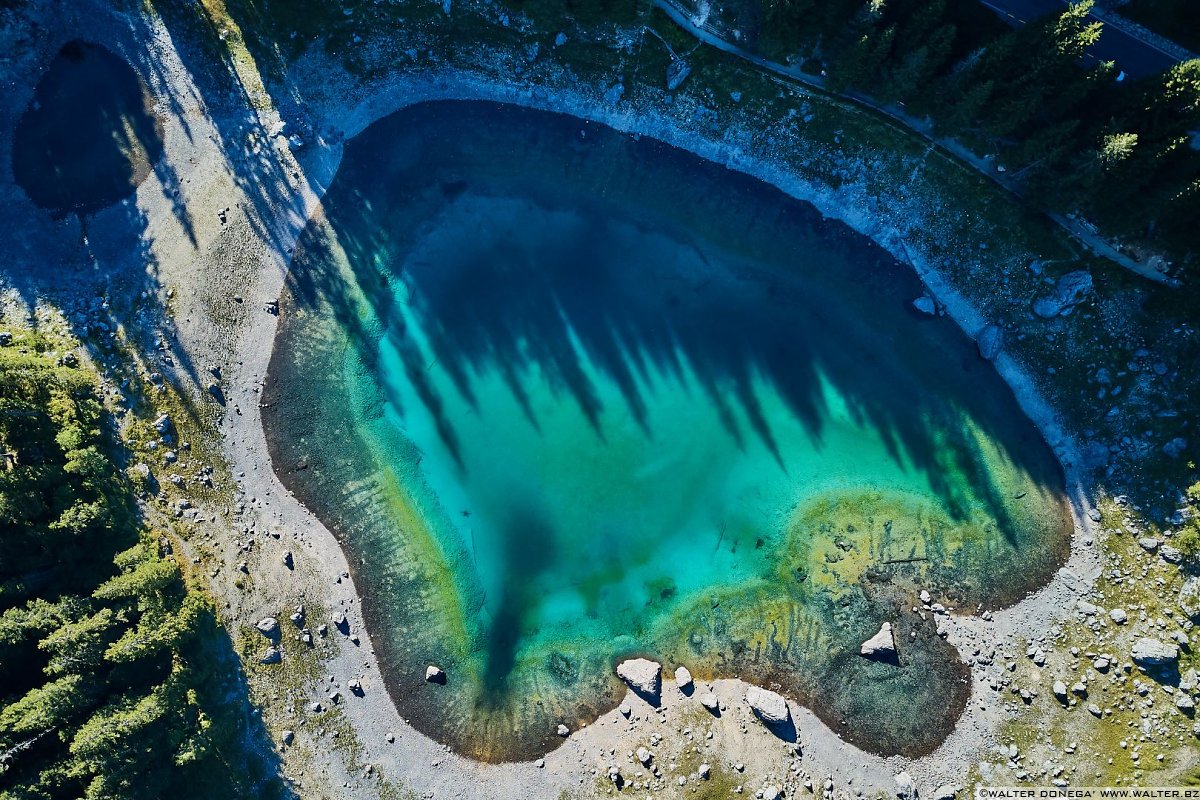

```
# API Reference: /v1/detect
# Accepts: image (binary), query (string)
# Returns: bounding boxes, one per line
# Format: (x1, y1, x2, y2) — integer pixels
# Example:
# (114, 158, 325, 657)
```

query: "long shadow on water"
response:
(281, 101, 1070, 575)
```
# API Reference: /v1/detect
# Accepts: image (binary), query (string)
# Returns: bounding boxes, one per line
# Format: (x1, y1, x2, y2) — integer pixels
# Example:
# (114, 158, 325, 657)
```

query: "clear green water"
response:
(265, 101, 1071, 761)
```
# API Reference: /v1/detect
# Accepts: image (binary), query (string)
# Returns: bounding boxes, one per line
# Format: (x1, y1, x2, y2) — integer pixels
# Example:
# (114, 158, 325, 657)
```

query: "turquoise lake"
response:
(264, 101, 1071, 761)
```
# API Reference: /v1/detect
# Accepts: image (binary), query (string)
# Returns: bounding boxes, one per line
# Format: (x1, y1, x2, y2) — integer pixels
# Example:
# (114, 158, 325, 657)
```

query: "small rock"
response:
(282, 550, 294, 569)
(933, 785, 959, 800)
(259, 647, 281, 664)
(1052, 681, 1068, 701)
(1088, 703, 1103, 717)
(699, 691, 719, 713)
(618, 702, 631, 717)
(637, 747, 652, 765)
(1109, 608, 1127, 624)
(894, 771, 917, 800)
(554, 31, 567, 47)
(674, 665, 693, 691)
(281, 729, 294, 745)
(763, 788, 782, 800)
(1177, 694, 1195, 712)
(698, 763, 711, 780)
(1138, 537, 1160, 552)
(256, 617, 279, 637)
(556, 723, 569, 737)
(425, 665, 446, 683)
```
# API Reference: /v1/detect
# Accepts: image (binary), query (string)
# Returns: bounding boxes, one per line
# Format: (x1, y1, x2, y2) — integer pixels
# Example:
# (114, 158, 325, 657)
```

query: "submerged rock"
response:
(860, 622, 898, 661)
(1033, 270, 1093, 317)
(912, 295, 936, 315)
(425, 665, 446, 683)
(616, 658, 661, 697)
(1131, 638, 1179, 667)
(746, 685, 789, 725)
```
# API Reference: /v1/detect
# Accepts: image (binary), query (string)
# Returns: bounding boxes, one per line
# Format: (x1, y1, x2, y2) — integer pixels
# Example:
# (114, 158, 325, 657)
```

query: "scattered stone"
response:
(556, 723, 569, 737)
(976, 324, 1004, 360)
(616, 658, 661, 697)
(674, 665, 693, 691)
(1109, 608, 1128, 624)
(1138, 537, 1160, 552)
(746, 685, 790, 725)
(860, 622, 898, 661)
(1163, 437, 1188, 459)
(259, 647, 281, 664)
(699, 691, 720, 713)
(763, 787, 782, 800)
(349, 679, 363, 695)
(282, 550, 294, 569)
(1160, 545, 1183, 564)
(1131, 638, 1179, 667)
(637, 747, 652, 766)
(1052, 681, 1068, 701)
(618, 702, 631, 717)
(256, 617, 279, 637)
(1177, 694, 1195, 712)
(425, 665, 446, 684)
(603, 82, 624, 104)
(698, 763, 711, 780)
(554, 31, 567, 47)
(281, 729, 294, 745)
(933, 785, 960, 800)
(1088, 703, 1103, 717)
(535, 758, 545, 768)
(153, 413, 173, 434)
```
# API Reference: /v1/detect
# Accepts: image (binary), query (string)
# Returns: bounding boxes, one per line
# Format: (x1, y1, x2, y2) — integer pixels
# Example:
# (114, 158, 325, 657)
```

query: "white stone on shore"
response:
(616, 658, 661, 696)
(637, 746, 652, 765)
(1131, 638, 1179, 667)
(860, 622, 897, 659)
(1052, 680, 1068, 700)
(674, 665, 693, 691)
(894, 771, 917, 800)
(618, 702, 631, 717)
(763, 786, 781, 800)
(556, 723, 569, 737)
(699, 691, 719, 712)
(933, 785, 960, 800)
(745, 685, 789, 725)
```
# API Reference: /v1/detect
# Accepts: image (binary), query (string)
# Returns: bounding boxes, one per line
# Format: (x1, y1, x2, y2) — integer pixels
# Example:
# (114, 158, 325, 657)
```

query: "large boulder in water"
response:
(616, 658, 661, 698)
(860, 622, 898, 663)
